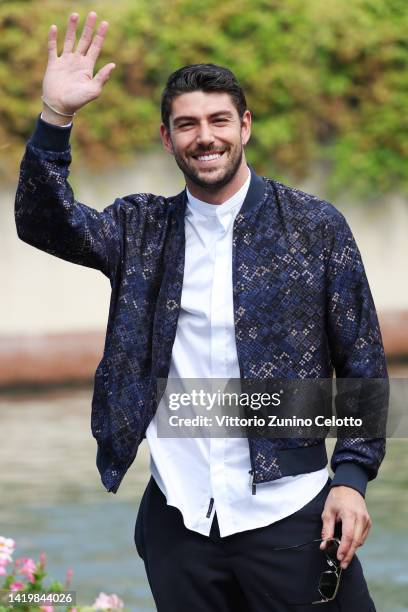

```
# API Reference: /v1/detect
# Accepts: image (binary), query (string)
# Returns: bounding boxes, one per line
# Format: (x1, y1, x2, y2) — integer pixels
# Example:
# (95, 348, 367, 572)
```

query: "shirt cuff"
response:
(40, 112, 73, 128)
(29, 113, 72, 152)
(330, 463, 369, 498)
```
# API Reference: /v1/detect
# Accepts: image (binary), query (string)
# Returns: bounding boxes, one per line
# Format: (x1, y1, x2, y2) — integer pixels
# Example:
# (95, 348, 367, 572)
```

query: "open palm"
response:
(42, 12, 115, 115)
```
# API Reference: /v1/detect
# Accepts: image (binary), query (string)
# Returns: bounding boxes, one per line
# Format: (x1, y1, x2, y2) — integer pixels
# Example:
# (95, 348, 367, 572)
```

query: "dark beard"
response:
(173, 146, 243, 192)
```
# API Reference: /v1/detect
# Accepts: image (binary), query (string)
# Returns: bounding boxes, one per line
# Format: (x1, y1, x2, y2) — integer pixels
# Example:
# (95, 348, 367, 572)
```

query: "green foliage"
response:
(1, 0, 407, 196)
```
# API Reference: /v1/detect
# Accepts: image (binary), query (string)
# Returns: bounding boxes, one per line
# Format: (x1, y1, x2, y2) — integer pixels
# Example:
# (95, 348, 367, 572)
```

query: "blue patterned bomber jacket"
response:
(15, 117, 388, 497)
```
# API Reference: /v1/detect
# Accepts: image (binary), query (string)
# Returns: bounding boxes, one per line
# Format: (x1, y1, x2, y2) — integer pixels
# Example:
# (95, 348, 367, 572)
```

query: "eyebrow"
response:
(172, 111, 235, 126)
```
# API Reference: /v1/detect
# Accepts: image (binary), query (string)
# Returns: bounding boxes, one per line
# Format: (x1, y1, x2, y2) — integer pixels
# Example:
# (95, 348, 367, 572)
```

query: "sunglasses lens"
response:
(319, 571, 338, 599)
(325, 539, 340, 562)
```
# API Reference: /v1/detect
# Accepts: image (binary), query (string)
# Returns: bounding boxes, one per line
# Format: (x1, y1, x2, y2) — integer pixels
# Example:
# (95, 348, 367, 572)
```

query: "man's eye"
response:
(178, 123, 194, 129)
(214, 118, 228, 124)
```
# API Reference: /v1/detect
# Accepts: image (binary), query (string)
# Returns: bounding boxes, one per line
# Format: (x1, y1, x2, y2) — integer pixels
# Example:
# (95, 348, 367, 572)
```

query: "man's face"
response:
(160, 91, 251, 192)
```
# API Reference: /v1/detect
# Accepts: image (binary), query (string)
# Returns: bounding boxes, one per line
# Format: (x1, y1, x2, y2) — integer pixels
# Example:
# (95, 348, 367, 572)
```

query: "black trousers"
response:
(134, 477, 376, 612)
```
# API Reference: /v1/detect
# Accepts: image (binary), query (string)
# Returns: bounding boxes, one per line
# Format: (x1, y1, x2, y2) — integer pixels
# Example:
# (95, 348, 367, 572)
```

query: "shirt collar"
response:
(186, 167, 251, 219)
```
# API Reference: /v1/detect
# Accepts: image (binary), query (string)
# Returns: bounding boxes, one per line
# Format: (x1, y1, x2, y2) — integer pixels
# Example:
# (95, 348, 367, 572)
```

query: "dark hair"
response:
(161, 63, 247, 130)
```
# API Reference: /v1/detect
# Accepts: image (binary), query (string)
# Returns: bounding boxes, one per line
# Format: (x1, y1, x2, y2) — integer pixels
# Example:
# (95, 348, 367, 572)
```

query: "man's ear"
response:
(241, 110, 252, 147)
(160, 123, 174, 155)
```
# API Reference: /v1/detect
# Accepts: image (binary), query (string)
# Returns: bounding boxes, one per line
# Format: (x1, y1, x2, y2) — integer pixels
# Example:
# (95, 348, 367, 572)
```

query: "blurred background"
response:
(1, 0, 407, 610)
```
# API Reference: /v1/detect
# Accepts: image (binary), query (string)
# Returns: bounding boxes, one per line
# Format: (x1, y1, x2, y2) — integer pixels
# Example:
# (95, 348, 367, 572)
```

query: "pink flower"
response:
(40, 606, 54, 612)
(14, 557, 36, 582)
(39, 552, 46, 567)
(0, 556, 10, 575)
(0, 536, 15, 551)
(10, 581, 25, 591)
(0, 536, 15, 563)
(92, 592, 124, 610)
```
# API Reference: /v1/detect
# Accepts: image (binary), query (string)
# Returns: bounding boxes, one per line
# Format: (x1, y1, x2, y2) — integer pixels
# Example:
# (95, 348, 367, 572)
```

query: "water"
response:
(0, 386, 407, 611)
(5, 501, 152, 611)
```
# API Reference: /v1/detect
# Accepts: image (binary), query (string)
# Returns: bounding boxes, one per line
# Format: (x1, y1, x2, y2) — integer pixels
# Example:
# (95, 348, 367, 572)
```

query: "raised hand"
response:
(42, 12, 116, 121)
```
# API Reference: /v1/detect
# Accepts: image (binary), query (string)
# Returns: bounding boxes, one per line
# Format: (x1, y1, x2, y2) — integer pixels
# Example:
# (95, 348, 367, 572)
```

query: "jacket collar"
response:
(240, 165, 266, 217)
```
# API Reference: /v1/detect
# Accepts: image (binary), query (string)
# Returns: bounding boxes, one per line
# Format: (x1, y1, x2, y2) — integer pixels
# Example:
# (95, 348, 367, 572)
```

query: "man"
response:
(15, 11, 387, 611)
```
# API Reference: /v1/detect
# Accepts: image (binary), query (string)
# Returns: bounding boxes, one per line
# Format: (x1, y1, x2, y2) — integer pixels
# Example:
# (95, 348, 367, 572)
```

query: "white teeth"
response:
(196, 153, 223, 161)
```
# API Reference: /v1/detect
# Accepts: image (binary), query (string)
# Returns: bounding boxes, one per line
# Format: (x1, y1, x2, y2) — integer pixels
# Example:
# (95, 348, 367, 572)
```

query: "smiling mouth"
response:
(192, 151, 225, 162)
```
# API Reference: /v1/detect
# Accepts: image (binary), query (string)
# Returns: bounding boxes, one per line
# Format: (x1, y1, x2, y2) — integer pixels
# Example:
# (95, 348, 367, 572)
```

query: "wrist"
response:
(41, 104, 74, 127)
(41, 95, 77, 125)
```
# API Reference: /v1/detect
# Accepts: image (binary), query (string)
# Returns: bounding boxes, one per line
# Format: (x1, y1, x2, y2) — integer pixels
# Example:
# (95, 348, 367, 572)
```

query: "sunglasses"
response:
(271, 537, 342, 605)
(313, 538, 342, 604)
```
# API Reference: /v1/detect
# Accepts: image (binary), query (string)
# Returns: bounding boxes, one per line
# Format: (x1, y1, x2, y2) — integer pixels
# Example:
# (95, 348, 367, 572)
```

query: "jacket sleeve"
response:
(15, 116, 123, 281)
(325, 212, 388, 497)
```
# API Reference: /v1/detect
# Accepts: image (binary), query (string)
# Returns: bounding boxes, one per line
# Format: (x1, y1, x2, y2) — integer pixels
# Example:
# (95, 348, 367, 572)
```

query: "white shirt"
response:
(146, 168, 328, 537)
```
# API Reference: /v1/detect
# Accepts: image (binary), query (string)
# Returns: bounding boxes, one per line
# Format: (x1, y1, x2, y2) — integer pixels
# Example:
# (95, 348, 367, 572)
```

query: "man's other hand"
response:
(320, 485, 372, 570)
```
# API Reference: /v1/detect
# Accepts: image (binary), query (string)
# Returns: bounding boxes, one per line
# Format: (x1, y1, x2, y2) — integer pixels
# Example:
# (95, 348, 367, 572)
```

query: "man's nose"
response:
(196, 123, 214, 147)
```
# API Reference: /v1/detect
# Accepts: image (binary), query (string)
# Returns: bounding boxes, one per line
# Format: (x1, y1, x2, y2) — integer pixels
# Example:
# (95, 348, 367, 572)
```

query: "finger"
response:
(93, 62, 116, 88)
(337, 515, 356, 565)
(340, 517, 365, 569)
(48, 25, 58, 61)
(361, 516, 372, 545)
(320, 509, 336, 550)
(86, 21, 109, 64)
(356, 515, 371, 552)
(76, 11, 98, 55)
(63, 13, 79, 54)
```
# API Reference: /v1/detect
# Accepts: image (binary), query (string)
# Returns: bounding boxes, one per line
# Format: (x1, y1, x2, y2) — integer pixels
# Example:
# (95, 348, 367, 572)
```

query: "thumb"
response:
(94, 62, 116, 88)
(320, 509, 336, 550)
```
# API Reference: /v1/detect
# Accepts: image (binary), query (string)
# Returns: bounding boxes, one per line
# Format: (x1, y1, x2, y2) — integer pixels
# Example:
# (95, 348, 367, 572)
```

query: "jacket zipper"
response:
(232, 217, 257, 496)
(154, 218, 185, 384)
(248, 469, 257, 495)
(206, 497, 214, 518)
